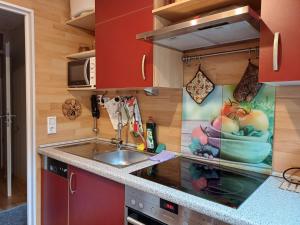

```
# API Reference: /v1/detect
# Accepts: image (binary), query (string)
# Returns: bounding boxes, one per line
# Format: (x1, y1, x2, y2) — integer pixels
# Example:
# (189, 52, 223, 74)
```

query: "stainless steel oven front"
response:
(125, 186, 227, 225)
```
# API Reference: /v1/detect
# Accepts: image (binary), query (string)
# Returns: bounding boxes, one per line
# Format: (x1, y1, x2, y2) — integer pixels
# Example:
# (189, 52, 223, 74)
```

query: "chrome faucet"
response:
(111, 98, 123, 150)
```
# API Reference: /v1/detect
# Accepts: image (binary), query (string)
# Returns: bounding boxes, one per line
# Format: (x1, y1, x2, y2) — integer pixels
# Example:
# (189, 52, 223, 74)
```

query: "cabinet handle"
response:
(141, 54, 146, 81)
(273, 32, 280, 71)
(127, 216, 146, 225)
(69, 172, 76, 195)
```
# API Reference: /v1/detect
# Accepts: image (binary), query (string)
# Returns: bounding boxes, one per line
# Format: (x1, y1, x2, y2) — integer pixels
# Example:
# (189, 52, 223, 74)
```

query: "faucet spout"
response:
(115, 99, 123, 150)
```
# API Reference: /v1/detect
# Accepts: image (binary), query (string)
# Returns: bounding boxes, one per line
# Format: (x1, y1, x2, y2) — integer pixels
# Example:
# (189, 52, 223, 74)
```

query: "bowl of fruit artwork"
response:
(191, 99, 272, 164)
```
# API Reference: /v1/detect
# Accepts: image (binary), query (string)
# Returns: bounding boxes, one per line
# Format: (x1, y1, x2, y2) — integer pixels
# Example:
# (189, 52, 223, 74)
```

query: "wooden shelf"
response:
(66, 11, 95, 31)
(153, 0, 261, 22)
(67, 87, 96, 91)
(66, 50, 95, 59)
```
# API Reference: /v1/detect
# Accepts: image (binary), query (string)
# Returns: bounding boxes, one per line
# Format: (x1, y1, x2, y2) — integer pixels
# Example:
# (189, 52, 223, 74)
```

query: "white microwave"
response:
(68, 57, 96, 88)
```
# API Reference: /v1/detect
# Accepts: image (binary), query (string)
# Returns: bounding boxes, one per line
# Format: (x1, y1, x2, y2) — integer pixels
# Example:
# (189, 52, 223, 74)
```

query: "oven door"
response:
(126, 208, 167, 225)
(68, 58, 91, 87)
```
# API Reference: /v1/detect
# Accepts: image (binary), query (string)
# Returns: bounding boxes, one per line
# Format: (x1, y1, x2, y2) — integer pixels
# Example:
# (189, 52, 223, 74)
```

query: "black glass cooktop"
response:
(131, 157, 268, 208)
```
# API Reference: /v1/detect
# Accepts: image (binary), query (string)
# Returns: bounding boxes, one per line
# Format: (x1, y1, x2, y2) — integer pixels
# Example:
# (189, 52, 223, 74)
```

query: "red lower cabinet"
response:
(42, 170, 68, 225)
(42, 164, 125, 225)
(68, 166, 125, 225)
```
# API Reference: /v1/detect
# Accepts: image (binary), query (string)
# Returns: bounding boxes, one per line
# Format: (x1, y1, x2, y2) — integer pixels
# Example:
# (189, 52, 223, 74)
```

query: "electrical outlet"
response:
(47, 116, 56, 134)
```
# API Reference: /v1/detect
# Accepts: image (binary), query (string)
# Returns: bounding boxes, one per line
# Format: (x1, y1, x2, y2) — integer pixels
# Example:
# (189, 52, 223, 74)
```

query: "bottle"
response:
(146, 117, 158, 153)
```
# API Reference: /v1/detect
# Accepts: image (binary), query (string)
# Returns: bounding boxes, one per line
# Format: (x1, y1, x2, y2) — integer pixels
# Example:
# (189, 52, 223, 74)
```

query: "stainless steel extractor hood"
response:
(137, 6, 260, 51)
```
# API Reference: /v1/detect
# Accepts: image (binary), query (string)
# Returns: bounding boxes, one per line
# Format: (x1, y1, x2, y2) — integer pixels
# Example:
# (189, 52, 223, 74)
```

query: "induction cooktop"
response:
(131, 157, 268, 208)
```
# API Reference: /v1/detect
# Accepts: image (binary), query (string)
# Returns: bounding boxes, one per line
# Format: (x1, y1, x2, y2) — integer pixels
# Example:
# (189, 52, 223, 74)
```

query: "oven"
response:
(126, 208, 167, 225)
(125, 186, 228, 225)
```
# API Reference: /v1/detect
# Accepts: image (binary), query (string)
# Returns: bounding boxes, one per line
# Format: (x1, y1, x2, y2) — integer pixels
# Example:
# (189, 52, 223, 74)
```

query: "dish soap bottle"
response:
(146, 117, 157, 153)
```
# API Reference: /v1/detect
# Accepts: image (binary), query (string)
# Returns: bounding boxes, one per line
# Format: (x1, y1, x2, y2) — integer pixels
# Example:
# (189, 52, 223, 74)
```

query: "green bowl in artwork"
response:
(222, 131, 270, 142)
(220, 139, 272, 164)
(207, 125, 270, 142)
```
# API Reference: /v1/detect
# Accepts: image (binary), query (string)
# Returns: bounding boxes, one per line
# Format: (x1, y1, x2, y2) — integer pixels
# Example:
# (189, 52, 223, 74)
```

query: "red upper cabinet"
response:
(68, 166, 125, 225)
(95, 2, 153, 89)
(259, 0, 300, 83)
(96, 0, 153, 23)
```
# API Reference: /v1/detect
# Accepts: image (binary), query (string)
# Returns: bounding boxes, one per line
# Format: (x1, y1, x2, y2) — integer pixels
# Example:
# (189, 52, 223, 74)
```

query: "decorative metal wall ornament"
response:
(62, 98, 82, 120)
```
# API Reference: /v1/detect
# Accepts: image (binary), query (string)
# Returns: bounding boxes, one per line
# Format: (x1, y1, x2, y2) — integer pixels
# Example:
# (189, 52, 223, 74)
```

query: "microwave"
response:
(68, 57, 96, 88)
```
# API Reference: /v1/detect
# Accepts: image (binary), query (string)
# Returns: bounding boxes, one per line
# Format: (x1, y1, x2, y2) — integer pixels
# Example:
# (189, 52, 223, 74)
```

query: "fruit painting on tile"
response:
(181, 85, 275, 173)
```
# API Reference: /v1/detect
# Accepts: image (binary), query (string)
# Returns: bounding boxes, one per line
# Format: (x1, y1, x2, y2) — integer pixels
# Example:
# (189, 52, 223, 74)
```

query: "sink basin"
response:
(93, 150, 149, 168)
(55, 141, 149, 168)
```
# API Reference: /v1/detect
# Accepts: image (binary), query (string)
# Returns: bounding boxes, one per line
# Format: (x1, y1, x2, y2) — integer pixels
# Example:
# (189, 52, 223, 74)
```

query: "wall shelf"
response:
(153, 0, 261, 22)
(66, 49, 95, 59)
(67, 87, 96, 91)
(66, 11, 95, 31)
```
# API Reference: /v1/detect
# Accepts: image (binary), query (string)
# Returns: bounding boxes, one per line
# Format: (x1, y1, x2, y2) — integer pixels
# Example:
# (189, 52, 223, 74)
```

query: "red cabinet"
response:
(259, 0, 300, 83)
(96, 0, 153, 24)
(42, 170, 68, 225)
(95, 1, 153, 89)
(42, 165, 125, 225)
(68, 166, 125, 225)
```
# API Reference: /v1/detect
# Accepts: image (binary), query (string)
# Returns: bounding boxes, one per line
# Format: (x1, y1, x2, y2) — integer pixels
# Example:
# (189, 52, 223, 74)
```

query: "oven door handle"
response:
(127, 216, 146, 225)
(83, 58, 90, 85)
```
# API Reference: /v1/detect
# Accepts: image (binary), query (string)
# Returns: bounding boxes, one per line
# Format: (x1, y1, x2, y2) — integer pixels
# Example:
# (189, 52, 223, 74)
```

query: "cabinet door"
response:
(96, 6, 153, 89)
(96, 0, 153, 24)
(68, 166, 125, 225)
(42, 170, 68, 225)
(259, 0, 300, 83)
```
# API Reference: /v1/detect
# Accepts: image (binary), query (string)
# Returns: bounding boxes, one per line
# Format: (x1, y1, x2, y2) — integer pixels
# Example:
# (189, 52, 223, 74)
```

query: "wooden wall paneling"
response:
(3, 1, 95, 224)
(97, 40, 300, 174)
(272, 86, 300, 172)
(97, 89, 182, 152)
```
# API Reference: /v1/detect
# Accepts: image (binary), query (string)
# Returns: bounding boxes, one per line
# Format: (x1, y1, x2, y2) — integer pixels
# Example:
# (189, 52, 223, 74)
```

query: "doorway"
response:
(0, 7, 27, 217)
(0, 1, 35, 225)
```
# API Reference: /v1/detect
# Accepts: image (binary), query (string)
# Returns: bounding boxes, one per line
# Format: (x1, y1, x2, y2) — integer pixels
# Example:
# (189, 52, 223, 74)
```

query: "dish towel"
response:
(149, 151, 176, 163)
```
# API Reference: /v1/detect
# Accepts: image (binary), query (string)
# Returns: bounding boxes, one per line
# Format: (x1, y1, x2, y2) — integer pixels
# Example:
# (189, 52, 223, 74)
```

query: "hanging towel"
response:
(149, 151, 176, 163)
(104, 97, 128, 130)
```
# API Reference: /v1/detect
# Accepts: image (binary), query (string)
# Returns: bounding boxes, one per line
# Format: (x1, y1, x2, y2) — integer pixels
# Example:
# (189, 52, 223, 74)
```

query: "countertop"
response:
(38, 139, 300, 225)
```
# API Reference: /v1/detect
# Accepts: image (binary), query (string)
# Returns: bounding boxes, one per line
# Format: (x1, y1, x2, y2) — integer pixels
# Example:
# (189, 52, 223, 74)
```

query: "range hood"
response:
(137, 6, 260, 51)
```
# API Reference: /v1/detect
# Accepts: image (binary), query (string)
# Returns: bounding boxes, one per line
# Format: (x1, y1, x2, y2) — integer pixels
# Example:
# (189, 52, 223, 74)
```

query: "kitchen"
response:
(0, 0, 299, 225)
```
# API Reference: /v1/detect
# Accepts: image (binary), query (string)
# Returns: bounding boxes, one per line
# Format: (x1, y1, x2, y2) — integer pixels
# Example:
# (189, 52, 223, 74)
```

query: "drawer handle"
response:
(273, 32, 280, 71)
(69, 172, 76, 195)
(141, 54, 146, 81)
(127, 216, 146, 225)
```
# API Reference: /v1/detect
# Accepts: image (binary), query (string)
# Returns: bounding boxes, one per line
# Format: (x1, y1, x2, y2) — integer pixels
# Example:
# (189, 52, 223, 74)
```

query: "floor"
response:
(0, 203, 27, 225)
(0, 169, 27, 210)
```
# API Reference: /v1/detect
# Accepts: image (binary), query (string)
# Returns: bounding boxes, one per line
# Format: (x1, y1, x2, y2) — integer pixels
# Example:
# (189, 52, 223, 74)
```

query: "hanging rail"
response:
(182, 47, 259, 63)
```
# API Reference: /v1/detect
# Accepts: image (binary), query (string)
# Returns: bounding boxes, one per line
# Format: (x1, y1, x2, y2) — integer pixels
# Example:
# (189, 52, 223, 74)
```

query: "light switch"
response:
(47, 116, 56, 134)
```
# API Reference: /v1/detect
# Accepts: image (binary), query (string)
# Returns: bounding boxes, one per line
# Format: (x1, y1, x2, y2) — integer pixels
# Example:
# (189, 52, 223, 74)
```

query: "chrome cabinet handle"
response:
(273, 32, 280, 71)
(69, 172, 76, 195)
(127, 216, 146, 225)
(141, 54, 146, 81)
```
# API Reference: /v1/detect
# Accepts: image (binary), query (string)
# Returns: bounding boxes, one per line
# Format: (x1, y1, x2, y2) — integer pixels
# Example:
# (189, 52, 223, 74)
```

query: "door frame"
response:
(0, 1, 36, 225)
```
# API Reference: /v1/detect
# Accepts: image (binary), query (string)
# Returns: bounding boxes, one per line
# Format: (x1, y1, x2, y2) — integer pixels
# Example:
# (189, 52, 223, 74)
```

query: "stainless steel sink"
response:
(93, 150, 149, 168)
(56, 141, 149, 168)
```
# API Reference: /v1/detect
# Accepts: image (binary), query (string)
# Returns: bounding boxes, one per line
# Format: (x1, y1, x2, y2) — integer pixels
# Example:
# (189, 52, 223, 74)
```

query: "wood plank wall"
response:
(3, 1, 95, 224)
(1, 1, 299, 224)
(97, 41, 300, 173)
